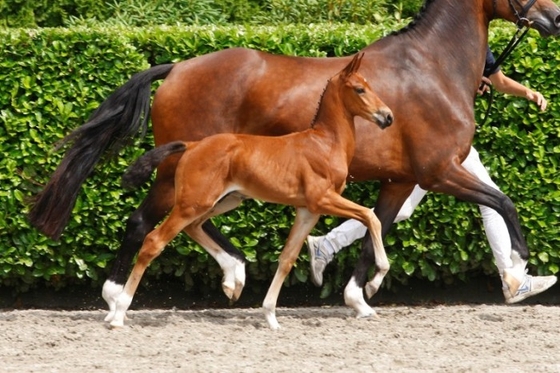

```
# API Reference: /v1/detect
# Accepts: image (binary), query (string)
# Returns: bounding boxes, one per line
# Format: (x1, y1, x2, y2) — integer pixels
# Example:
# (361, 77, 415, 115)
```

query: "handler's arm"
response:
(489, 70, 547, 111)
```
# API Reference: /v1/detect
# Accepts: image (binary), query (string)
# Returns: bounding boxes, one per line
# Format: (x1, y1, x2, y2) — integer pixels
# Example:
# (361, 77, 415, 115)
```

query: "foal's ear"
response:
(342, 53, 364, 78)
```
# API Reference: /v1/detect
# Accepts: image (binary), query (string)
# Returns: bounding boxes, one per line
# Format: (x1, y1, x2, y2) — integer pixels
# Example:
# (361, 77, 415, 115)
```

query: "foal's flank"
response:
(110, 53, 393, 329)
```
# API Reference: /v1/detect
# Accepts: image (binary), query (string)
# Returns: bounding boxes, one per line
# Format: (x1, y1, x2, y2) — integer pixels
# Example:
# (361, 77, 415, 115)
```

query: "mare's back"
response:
(152, 48, 351, 141)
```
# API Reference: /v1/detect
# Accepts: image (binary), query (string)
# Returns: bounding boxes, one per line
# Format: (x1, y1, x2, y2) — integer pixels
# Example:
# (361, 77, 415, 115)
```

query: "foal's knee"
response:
(377, 260, 390, 276)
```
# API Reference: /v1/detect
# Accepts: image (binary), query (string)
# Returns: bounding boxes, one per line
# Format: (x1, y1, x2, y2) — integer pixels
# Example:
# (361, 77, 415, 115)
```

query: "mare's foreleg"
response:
(184, 194, 247, 301)
(362, 183, 416, 298)
(262, 208, 319, 329)
(103, 179, 174, 322)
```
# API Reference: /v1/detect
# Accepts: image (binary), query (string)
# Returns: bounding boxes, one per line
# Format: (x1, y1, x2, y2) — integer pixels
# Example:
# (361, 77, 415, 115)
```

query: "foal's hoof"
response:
(232, 281, 244, 302)
(104, 311, 116, 322)
(365, 283, 379, 299)
(355, 306, 378, 319)
(222, 282, 236, 300)
(109, 320, 125, 329)
(222, 280, 245, 302)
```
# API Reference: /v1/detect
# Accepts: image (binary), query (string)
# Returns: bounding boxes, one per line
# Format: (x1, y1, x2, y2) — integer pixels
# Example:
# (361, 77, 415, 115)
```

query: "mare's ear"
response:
(341, 52, 364, 78)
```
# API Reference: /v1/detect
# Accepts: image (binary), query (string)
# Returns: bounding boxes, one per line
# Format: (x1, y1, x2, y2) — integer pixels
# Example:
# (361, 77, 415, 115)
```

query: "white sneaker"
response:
(503, 274, 557, 304)
(307, 235, 331, 287)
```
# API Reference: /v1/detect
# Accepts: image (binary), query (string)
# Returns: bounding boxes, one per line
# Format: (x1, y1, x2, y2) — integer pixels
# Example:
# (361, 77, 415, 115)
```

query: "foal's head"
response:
(336, 53, 393, 129)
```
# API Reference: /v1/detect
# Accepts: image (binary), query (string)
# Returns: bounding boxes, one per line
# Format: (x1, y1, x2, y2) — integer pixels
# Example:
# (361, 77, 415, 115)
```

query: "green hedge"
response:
(1, 0, 424, 28)
(1, 24, 559, 296)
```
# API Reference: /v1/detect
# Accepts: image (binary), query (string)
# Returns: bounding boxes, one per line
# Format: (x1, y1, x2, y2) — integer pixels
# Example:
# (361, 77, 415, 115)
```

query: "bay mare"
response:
(28, 0, 560, 318)
(109, 55, 393, 328)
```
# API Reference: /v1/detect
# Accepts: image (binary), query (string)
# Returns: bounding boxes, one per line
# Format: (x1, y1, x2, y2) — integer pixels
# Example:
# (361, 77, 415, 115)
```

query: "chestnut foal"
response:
(110, 54, 393, 329)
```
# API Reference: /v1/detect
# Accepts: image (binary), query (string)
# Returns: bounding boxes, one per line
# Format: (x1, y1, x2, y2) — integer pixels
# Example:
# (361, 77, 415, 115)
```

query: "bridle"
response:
(508, 0, 538, 26)
(488, 0, 537, 75)
(481, 0, 538, 123)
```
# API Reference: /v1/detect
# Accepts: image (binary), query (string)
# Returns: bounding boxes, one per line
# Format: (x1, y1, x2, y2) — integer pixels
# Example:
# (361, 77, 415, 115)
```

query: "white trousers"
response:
(322, 147, 513, 273)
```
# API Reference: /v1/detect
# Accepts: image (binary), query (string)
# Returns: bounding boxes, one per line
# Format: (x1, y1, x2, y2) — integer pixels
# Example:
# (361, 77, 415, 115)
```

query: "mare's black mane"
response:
(390, 0, 436, 36)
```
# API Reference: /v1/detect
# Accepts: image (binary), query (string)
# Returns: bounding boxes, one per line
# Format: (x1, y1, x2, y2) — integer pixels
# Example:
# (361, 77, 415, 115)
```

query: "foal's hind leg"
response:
(103, 178, 174, 322)
(262, 207, 319, 329)
(184, 194, 247, 301)
(110, 208, 198, 328)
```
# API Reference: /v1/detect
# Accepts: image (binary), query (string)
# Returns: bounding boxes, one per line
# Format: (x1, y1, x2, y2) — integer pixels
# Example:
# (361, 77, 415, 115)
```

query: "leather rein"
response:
(480, 0, 537, 123)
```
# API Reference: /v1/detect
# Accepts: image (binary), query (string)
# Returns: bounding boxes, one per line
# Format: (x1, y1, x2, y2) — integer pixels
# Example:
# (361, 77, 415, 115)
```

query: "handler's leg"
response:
(307, 186, 427, 286)
(462, 147, 556, 303)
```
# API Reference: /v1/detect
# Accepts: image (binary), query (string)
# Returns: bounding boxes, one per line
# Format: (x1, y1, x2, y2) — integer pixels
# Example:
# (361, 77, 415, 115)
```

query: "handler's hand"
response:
(477, 76, 492, 95)
(526, 90, 547, 111)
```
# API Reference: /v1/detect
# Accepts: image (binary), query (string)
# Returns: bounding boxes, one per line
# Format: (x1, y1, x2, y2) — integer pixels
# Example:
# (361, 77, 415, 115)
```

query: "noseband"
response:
(509, 0, 538, 26)
(486, 0, 537, 77)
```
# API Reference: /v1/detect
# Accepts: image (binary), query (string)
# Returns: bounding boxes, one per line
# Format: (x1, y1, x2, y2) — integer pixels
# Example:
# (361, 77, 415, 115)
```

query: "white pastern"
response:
(216, 253, 246, 301)
(344, 277, 377, 318)
(364, 276, 383, 299)
(102, 280, 124, 322)
(263, 307, 280, 330)
(109, 292, 134, 328)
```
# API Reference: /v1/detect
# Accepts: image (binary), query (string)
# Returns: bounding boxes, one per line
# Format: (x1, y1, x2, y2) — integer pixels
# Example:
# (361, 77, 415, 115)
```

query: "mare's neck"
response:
(366, 0, 489, 92)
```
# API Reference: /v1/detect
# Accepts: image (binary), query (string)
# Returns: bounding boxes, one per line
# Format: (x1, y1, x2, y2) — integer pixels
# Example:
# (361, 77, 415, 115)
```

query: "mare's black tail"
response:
(122, 141, 187, 190)
(28, 64, 175, 240)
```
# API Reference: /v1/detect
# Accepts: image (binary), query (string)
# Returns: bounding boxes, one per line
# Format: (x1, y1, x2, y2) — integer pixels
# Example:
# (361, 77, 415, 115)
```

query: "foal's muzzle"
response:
(374, 108, 394, 129)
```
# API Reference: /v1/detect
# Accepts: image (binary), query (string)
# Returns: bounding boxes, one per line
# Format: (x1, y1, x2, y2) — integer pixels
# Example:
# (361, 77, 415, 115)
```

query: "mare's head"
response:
(493, 0, 560, 36)
(336, 53, 393, 129)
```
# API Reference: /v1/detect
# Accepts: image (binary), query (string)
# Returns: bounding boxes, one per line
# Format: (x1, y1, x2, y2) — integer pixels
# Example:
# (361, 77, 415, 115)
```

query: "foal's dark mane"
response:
(310, 80, 330, 128)
(390, 0, 436, 36)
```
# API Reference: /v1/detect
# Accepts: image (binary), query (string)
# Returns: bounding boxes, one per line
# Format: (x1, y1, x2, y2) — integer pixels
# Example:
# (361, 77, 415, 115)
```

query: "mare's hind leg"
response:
(184, 194, 247, 301)
(262, 207, 319, 330)
(110, 207, 199, 328)
(422, 162, 530, 295)
(103, 178, 174, 322)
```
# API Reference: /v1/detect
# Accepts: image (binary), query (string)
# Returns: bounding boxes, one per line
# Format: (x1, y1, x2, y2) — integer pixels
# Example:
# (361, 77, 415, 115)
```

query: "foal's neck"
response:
(312, 85, 356, 141)
(311, 84, 357, 161)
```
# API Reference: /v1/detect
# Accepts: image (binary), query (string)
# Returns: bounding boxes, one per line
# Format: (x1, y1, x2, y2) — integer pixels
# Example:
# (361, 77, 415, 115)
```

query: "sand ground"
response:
(1, 304, 559, 373)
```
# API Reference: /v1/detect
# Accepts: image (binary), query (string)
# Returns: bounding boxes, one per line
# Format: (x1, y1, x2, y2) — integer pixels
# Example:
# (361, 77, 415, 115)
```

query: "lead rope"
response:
(479, 24, 530, 124)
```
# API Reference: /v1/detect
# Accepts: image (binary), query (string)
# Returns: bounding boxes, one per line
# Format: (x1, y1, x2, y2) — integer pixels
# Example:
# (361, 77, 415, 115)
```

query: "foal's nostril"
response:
(373, 109, 394, 128)
(555, 14, 560, 27)
(386, 113, 394, 126)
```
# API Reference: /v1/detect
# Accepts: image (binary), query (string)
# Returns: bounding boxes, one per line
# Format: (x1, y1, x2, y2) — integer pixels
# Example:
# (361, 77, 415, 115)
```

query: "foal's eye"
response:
(355, 87, 365, 94)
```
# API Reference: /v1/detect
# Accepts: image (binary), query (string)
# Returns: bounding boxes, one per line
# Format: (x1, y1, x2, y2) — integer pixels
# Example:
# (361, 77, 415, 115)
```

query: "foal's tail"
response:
(122, 141, 187, 190)
(28, 64, 175, 240)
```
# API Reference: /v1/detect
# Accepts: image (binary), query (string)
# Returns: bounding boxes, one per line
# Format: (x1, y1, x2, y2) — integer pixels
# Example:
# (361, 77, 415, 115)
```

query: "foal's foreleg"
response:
(262, 208, 319, 330)
(183, 194, 247, 302)
(316, 191, 389, 318)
